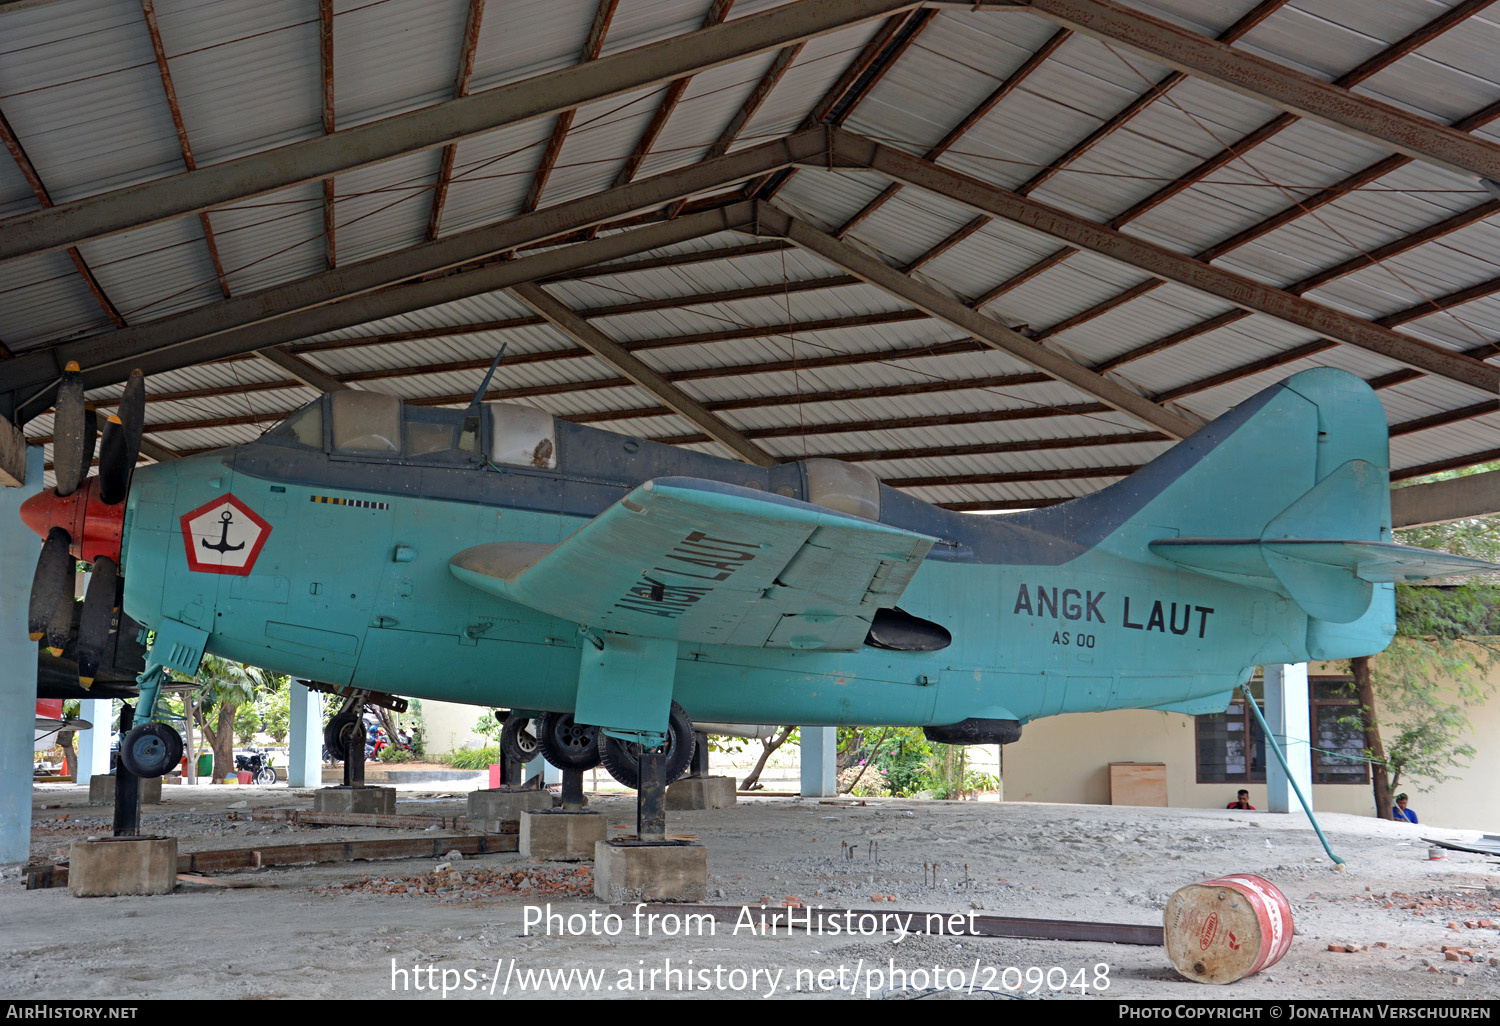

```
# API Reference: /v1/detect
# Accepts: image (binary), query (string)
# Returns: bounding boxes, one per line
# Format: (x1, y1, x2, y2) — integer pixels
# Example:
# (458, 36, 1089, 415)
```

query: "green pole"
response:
(1241, 684, 1345, 868)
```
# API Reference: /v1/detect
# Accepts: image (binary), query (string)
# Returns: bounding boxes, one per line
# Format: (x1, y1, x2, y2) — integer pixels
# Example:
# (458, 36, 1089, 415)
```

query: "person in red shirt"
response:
(1226, 789, 1255, 810)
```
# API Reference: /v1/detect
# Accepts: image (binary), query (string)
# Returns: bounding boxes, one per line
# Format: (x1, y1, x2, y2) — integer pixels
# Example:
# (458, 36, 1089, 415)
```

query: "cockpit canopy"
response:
(263, 395, 556, 470)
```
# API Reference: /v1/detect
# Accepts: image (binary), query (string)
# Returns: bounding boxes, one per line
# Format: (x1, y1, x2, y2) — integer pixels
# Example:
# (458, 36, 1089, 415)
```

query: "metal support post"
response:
(690, 731, 709, 778)
(1263, 664, 1312, 815)
(638, 747, 667, 841)
(560, 768, 585, 811)
(345, 721, 365, 787)
(112, 704, 140, 837)
(288, 681, 322, 787)
(0, 446, 43, 865)
(800, 726, 837, 797)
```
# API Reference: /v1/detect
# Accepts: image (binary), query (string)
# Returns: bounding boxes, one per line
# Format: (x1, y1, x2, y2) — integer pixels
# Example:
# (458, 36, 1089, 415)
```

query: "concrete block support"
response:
(313, 785, 396, 815)
(89, 774, 161, 805)
(76, 699, 114, 780)
(593, 841, 707, 903)
(288, 682, 322, 787)
(468, 788, 552, 830)
(0, 446, 43, 866)
(520, 809, 607, 861)
(1263, 663, 1312, 815)
(68, 836, 177, 896)
(666, 776, 737, 810)
(800, 726, 837, 797)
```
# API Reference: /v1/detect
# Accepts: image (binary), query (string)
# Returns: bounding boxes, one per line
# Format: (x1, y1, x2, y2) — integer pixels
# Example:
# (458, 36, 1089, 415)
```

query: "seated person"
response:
(1226, 789, 1255, 810)
(1392, 793, 1418, 824)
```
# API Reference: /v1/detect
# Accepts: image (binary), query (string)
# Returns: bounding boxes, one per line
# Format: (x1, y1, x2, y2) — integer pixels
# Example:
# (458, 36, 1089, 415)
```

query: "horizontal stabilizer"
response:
(451, 477, 934, 650)
(1151, 538, 1500, 623)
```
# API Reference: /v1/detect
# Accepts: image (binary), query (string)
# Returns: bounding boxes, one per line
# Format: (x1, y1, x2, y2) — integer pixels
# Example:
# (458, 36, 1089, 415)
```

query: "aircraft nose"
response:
(19, 477, 124, 565)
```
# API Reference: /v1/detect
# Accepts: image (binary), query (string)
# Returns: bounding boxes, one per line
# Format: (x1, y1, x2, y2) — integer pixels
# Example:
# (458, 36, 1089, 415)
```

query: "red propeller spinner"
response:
(20, 475, 124, 566)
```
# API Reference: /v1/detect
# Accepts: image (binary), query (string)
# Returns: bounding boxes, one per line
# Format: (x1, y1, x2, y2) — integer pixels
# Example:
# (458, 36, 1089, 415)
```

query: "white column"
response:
(0, 447, 44, 865)
(288, 682, 323, 787)
(75, 698, 113, 779)
(800, 726, 837, 797)
(1263, 663, 1312, 815)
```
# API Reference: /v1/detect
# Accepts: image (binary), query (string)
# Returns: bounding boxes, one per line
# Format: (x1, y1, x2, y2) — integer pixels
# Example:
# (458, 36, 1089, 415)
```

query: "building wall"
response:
(1001, 659, 1500, 831)
(420, 699, 490, 755)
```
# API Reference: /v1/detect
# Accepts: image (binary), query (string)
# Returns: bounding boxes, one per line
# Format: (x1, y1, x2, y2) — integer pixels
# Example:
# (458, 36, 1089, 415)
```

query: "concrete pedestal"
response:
(521, 809, 607, 861)
(666, 775, 736, 810)
(68, 836, 177, 897)
(89, 774, 161, 805)
(594, 840, 707, 903)
(467, 788, 552, 830)
(313, 785, 396, 815)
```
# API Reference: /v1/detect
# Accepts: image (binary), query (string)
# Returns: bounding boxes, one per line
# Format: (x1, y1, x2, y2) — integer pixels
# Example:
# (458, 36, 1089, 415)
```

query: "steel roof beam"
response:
(318, 0, 337, 268)
(834, 130, 1500, 394)
(752, 202, 1203, 439)
(1392, 470, 1500, 528)
(427, 0, 487, 240)
(1, 132, 819, 403)
(1020, 0, 1500, 184)
(510, 283, 774, 466)
(0, 0, 918, 264)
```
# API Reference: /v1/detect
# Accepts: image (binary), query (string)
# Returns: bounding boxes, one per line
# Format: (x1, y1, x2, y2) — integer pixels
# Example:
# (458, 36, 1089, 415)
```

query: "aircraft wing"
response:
(450, 477, 935, 651)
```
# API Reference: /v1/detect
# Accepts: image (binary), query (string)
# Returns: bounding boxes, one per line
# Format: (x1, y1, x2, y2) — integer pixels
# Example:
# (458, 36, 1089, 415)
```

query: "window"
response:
(263, 401, 324, 449)
(1194, 678, 1368, 785)
(330, 391, 401, 454)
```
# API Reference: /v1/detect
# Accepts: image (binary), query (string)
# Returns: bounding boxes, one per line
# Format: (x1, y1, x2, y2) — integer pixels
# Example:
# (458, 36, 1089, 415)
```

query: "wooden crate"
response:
(1109, 762, 1167, 806)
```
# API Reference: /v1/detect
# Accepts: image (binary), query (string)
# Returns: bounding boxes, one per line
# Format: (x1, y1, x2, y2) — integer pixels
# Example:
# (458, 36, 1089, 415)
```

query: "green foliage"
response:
(378, 747, 415, 764)
(1360, 583, 1500, 791)
(474, 711, 503, 743)
(449, 745, 501, 770)
(233, 700, 262, 745)
(865, 727, 933, 797)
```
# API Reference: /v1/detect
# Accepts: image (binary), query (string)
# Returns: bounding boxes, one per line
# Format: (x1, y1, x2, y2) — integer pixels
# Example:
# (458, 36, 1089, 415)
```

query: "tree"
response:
(191, 656, 279, 782)
(1350, 584, 1499, 818)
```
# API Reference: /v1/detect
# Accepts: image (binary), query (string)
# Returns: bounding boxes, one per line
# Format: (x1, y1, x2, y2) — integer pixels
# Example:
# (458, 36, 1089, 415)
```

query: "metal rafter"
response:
(0, 0, 919, 264)
(1021, 0, 1500, 183)
(836, 130, 1500, 394)
(753, 202, 1203, 438)
(319, 0, 336, 268)
(836, 26, 1071, 238)
(614, 0, 735, 189)
(510, 282, 775, 467)
(0, 107, 125, 328)
(141, 0, 232, 298)
(3, 133, 823, 402)
(964, 2, 1499, 317)
(427, 0, 486, 240)
(522, 0, 620, 214)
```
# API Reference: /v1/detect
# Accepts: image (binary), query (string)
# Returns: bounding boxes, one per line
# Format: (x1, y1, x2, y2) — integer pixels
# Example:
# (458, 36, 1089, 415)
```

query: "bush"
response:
(378, 748, 415, 764)
(448, 746, 501, 770)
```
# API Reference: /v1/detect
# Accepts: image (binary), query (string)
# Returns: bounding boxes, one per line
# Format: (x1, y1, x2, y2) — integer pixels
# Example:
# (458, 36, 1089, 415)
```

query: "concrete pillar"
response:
(75, 698, 113, 779)
(1263, 664, 1312, 815)
(799, 726, 837, 797)
(288, 681, 322, 787)
(1, 447, 43, 866)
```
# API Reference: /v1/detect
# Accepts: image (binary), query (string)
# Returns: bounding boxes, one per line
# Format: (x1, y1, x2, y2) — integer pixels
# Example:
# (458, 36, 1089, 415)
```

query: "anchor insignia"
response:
(202, 510, 246, 554)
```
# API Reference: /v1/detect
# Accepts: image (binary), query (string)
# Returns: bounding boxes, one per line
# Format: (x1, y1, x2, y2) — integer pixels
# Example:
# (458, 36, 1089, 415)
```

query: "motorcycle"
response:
(234, 747, 277, 786)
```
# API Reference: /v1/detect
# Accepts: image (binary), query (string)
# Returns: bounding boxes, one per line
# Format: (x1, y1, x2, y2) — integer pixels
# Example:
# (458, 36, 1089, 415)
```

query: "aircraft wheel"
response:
(500, 715, 541, 765)
(596, 702, 694, 790)
(119, 723, 183, 778)
(536, 713, 601, 771)
(324, 712, 363, 760)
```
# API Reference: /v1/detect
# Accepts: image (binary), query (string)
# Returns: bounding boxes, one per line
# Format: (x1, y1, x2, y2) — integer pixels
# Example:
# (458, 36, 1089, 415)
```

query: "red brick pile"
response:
(327, 864, 593, 900)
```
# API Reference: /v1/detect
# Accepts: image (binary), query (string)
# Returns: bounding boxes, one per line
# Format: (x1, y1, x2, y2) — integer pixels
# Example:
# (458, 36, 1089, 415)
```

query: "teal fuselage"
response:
(116, 373, 1395, 731)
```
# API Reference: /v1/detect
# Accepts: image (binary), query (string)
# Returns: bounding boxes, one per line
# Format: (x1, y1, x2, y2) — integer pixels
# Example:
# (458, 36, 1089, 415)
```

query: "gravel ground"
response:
(1, 782, 1497, 1001)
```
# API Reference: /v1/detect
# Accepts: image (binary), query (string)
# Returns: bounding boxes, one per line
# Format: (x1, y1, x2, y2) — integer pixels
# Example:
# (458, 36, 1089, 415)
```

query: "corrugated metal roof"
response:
(2, 0, 1496, 510)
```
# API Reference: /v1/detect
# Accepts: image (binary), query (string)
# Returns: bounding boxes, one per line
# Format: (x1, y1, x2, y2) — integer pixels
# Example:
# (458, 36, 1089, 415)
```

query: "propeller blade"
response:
(52, 364, 86, 498)
(98, 370, 144, 505)
(78, 409, 98, 488)
(28, 527, 72, 641)
(45, 575, 77, 658)
(77, 556, 118, 688)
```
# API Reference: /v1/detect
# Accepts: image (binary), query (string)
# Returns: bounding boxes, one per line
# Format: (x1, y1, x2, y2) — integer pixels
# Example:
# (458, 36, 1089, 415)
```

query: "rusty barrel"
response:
(1163, 875, 1293, 984)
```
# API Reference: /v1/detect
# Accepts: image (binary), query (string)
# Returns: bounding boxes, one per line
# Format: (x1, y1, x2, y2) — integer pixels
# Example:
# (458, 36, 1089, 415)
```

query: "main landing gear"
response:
(503, 703, 695, 791)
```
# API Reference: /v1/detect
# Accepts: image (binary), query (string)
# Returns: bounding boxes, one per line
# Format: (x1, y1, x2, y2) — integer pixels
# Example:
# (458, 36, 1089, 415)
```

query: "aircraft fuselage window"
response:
(488, 402, 557, 469)
(331, 391, 401, 454)
(265, 402, 324, 448)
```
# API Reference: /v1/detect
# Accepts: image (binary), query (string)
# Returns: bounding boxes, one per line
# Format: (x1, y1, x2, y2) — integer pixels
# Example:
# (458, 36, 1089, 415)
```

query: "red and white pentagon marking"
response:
(179, 494, 272, 576)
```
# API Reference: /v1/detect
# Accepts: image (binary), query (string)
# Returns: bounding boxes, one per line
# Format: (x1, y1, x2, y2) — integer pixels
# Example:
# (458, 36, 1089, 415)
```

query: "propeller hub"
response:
(20, 477, 123, 565)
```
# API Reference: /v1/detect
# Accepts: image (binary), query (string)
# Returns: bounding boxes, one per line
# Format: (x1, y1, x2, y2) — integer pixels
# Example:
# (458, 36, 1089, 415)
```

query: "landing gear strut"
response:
(118, 662, 184, 779)
(597, 702, 694, 790)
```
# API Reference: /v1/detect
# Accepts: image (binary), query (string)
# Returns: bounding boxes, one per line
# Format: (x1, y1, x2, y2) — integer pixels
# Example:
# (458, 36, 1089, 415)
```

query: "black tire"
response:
(324, 712, 363, 760)
(500, 715, 541, 765)
(256, 765, 277, 786)
(119, 722, 183, 778)
(596, 702, 694, 790)
(536, 713, 602, 771)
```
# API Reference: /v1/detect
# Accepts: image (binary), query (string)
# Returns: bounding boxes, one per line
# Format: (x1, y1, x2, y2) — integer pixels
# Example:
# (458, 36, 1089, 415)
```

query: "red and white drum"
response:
(1164, 874, 1294, 984)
